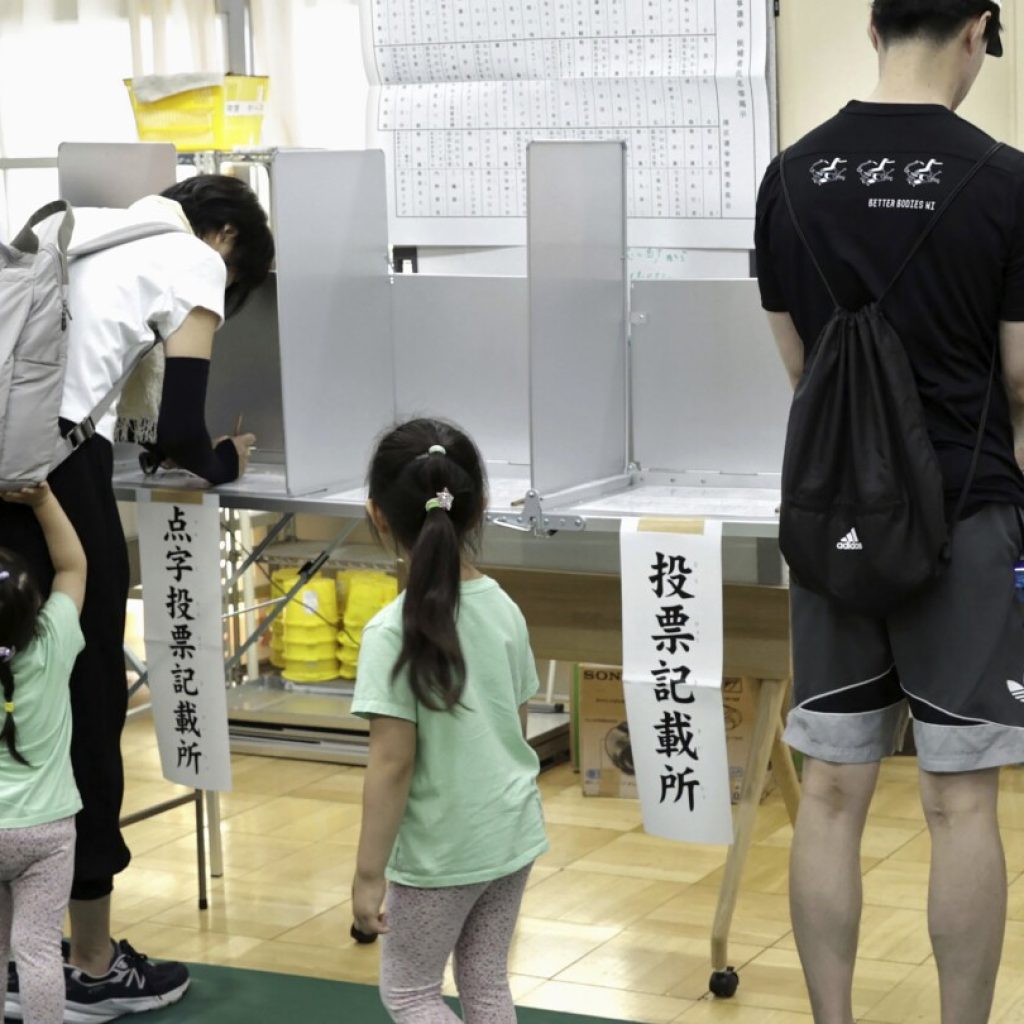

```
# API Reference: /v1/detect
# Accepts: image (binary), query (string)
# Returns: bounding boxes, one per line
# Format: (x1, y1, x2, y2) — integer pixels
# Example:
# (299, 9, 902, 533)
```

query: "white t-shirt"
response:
(60, 206, 226, 442)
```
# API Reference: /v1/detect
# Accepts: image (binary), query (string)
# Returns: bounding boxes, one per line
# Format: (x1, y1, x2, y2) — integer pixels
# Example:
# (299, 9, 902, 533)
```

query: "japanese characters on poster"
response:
(620, 518, 732, 845)
(137, 494, 232, 792)
(359, 0, 772, 248)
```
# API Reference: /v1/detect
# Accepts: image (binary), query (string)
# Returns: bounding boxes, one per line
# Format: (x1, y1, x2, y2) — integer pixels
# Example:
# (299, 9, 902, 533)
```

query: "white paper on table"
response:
(358, 0, 772, 249)
(137, 494, 233, 792)
(578, 485, 781, 521)
(619, 517, 732, 845)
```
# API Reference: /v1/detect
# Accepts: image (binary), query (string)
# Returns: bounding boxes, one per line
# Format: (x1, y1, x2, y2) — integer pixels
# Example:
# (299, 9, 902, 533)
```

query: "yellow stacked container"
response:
(268, 570, 294, 669)
(269, 572, 341, 683)
(337, 571, 398, 679)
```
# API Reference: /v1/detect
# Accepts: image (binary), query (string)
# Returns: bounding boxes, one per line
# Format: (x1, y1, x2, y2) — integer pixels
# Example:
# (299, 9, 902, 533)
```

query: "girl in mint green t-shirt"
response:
(351, 419, 548, 1023)
(0, 483, 87, 1024)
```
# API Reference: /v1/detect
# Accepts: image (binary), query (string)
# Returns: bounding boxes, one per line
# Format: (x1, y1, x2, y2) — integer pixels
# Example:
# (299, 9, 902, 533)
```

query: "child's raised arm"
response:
(1, 484, 87, 613)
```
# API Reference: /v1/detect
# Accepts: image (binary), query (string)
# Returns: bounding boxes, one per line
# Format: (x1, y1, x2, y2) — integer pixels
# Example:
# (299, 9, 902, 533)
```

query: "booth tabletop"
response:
(114, 458, 780, 539)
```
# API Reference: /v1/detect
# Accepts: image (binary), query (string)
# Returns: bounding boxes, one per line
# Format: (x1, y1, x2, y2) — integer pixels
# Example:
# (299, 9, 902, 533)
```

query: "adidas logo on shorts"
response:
(1007, 681, 1024, 703)
(836, 528, 863, 551)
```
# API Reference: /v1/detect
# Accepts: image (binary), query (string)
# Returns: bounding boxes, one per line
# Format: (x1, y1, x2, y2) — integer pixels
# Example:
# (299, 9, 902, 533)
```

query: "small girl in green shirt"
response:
(352, 419, 548, 1023)
(0, 483, 87, 1024)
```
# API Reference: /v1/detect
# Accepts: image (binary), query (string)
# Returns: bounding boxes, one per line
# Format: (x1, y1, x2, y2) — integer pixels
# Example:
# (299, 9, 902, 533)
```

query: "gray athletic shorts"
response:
(785, 504, 1024, 773)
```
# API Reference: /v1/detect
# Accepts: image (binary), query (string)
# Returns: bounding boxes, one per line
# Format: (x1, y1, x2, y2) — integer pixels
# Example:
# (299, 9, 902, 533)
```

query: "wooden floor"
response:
(114, 713, 1024, 1023)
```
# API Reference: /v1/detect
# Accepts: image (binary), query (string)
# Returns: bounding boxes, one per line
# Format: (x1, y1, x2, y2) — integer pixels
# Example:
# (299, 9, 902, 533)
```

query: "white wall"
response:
(253, 0, 369, 150)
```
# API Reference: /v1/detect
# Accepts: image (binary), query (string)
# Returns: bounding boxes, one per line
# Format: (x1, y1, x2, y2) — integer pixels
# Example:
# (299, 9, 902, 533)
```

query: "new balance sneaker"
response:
(62, 940, 190, 1022)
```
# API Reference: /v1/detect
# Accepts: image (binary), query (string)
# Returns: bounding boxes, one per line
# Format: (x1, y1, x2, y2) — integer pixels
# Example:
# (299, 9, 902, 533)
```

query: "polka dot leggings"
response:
(0, 817, 76, 1024)
(380, 863, 532, 1023)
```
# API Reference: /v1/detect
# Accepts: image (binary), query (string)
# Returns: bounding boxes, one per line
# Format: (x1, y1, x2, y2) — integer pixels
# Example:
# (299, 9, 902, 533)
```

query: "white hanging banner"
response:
(137, 493, 233, 792)
(620, 518, 732, 845)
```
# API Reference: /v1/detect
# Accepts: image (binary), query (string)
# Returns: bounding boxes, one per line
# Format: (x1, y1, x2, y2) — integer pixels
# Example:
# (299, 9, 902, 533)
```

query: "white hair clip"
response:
(425, 488, 455, 513)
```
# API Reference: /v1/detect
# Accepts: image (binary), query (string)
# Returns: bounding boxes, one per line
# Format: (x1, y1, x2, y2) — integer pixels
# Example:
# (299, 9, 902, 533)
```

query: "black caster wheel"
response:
(350, 923, 378, 945)
(709, 967, 740, 998)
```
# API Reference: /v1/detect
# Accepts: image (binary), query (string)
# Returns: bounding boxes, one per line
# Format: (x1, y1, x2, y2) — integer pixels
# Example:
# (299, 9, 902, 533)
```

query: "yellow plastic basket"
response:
(341, 572, 398, 629)
(124, 75, 269, 153)
(282, 660, 340, 684)
(283, 578, 339, 629)
(284, 640, 337, 662)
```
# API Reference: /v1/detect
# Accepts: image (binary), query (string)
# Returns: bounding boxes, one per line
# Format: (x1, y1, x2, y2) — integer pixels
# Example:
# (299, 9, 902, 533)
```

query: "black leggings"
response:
(0, 427, 130, 899)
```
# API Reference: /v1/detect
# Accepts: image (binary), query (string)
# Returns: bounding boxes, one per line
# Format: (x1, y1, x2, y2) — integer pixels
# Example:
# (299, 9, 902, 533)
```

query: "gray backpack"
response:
(0, 200, 182, 489)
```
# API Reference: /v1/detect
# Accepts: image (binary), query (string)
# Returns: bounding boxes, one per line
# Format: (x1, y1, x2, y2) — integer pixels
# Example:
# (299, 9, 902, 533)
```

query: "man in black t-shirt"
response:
(755, 3, 1023, 1022)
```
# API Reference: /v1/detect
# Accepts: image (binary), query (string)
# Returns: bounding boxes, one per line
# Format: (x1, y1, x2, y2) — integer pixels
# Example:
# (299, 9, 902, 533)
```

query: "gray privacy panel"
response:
(631, 280, 791, 476)
(272, 150, 394, 494)
(528, 142, 628, 495)
(392, 276, 529, 466)
(58, 143, 176, 206)
(206, 273, 284, 460)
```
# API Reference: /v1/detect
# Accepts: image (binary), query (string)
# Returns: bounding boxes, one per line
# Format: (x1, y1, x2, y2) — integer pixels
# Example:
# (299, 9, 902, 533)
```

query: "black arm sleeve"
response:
(155, 357, 240, 485)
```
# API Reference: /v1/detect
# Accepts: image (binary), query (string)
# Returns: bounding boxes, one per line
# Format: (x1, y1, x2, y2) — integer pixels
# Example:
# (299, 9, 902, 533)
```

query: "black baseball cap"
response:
(874, 0, 1004, 55)
(985, 0, 1003, 56)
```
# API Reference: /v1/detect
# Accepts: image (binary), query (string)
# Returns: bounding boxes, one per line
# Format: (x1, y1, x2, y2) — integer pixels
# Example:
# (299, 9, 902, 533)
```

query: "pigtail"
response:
(368, 421, 487, 713)
(395, 502, 467, 710)
(0, 657, 28, 767)
(0, 551, 43, 767)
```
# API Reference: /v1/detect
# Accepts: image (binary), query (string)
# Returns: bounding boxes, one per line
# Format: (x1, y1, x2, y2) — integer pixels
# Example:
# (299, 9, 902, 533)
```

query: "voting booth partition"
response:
(57, 140, 798, 996)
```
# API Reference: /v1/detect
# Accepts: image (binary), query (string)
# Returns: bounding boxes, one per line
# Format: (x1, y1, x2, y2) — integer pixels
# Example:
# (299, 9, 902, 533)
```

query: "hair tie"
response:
(425, 488, 455, 513)
(427, 445, 446, 457)
(0, 646, 14, 663)
(3, 702, 12, 714)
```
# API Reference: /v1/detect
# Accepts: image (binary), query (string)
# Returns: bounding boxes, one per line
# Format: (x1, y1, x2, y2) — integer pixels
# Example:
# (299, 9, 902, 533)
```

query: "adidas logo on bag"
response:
(1007, 681, 1024, 703)
(836, 529, 863, 551)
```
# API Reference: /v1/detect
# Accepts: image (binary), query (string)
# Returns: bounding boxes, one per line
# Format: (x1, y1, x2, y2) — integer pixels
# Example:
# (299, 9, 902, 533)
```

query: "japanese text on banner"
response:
(620, 519, 732, 844)
(137, 497, 232, 792)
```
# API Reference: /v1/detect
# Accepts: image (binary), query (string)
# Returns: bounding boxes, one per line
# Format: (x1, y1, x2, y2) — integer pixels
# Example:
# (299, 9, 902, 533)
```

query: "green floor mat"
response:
(130, 962, 630, 1024)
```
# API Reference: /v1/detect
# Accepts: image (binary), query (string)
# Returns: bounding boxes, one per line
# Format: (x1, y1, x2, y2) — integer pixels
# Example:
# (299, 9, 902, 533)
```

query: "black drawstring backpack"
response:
(778, 142, 1001, 616)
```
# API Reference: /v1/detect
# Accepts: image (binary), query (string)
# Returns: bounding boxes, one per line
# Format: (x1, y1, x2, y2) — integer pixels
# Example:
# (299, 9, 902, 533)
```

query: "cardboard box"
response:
(574, 665, 636, 797)
(573, 664, 776, 804)
(722, 677, 777, 805)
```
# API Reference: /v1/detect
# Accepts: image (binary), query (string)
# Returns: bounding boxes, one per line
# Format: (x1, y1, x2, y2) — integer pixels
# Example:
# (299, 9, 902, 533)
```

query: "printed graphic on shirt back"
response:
(905, 159, 943, 187)
(857, 159, 895, 186)
(809, 155, 946, 191)
(810, 158, 847, 186)
(799, 152, 950, 212)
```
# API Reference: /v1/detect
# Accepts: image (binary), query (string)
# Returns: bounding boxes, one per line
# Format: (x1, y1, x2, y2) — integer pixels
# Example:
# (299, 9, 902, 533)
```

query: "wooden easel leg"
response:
(710, 677, 790, 991)
(194, 789, 209, 911)
(773, 712, 801, 827)
(207, 790, 224, 878)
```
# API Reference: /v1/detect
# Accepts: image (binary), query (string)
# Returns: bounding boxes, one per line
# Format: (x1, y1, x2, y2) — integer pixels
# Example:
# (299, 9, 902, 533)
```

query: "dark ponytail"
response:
(367, 420, 487, 711)
(0, 550, 43, 767)
(0, 660, 29, 767)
